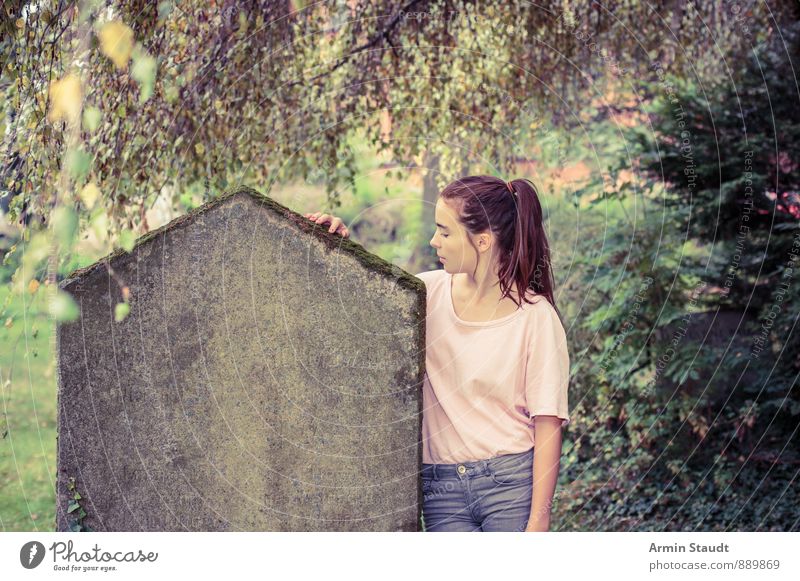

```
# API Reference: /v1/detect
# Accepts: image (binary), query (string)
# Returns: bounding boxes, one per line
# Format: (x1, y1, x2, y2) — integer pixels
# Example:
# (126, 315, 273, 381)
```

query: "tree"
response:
(1, 0, 796, 315)
(560, 19, 800, 530)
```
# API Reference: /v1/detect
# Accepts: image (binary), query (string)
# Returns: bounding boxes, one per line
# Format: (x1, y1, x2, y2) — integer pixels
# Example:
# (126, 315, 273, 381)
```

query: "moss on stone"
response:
(60, 185, 426, 296)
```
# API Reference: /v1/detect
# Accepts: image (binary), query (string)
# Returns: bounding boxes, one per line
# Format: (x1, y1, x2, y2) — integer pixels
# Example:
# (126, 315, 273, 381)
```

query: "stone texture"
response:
(55, 186, 425, 531)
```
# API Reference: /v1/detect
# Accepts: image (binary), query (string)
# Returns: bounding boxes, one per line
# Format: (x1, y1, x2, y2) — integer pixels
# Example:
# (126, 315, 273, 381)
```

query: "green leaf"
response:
(67, 501, 80, 513)
(51, 206, 78, 250)
(119, 229, 136, 252)
(83, 106, 102, 132)
(65, 148, 92, 182)
(78, 508, 87, 518)
(90, 209, 110, 242)
(164, 83, 179, 104)
(69, 520, 82, 532)
(131, 47, 157, 104)
(114, 301, 130, 322)
(50, 289, 80, 322)
(157, 0, 174, 21)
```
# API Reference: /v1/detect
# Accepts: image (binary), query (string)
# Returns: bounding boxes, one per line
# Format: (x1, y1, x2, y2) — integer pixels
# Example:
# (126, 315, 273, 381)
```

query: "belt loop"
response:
(432, 463, 438, 480)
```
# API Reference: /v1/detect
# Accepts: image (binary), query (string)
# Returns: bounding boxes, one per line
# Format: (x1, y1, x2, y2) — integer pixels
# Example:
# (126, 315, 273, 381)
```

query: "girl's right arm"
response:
(303, 211, 350, 238)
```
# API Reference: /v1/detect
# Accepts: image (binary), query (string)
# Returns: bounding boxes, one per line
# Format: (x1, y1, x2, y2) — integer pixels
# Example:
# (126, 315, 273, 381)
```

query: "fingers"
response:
(327, 216, 343, 233)
(303, 212, 350, 238)
(304, 212, 330, 224)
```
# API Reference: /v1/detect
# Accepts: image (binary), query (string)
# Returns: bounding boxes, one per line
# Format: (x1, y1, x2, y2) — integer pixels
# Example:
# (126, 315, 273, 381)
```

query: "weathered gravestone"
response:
(55, 185, 426, 531)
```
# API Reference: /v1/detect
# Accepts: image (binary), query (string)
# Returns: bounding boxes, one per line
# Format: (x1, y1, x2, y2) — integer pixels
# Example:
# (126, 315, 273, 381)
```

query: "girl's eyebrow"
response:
(435, 222, 449, 230)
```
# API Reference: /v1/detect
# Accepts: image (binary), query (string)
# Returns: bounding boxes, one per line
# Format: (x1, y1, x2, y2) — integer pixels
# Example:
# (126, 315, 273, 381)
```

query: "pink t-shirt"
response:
(415, 268, 570, 464)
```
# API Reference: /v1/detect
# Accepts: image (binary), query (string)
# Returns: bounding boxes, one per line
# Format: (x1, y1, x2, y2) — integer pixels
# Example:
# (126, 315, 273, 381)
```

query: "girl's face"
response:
(429, 197, 493, 274)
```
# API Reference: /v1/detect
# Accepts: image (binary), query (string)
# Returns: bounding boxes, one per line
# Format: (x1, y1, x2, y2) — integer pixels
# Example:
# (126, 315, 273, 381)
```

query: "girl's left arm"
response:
(526, 415, 563, 532)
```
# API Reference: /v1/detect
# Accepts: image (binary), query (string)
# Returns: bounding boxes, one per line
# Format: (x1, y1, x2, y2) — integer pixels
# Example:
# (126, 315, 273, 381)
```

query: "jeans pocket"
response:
(490, 462, 533, 486)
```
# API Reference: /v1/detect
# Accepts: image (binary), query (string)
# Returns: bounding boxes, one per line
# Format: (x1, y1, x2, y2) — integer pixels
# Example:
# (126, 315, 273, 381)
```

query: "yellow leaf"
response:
(28, 279, 40, 294)
(98, 21, 134, 70)
(79, 182, 100, 209)
(48, 74, 82, 124)
(194, 143, 205, 155)
(4, 317, 12, 328)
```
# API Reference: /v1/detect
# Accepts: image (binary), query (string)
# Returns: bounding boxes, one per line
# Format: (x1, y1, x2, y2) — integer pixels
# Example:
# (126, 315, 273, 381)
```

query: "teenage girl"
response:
(304, 175, 570, 532)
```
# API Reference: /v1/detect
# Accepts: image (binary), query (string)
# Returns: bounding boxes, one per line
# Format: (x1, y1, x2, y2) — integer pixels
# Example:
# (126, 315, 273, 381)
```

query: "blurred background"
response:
(1, 0, 799, 531)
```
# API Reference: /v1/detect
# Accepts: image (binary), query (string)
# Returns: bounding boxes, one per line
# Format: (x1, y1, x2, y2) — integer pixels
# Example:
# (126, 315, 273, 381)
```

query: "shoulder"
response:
(522, 294, 556, 312)
(414, 269, 448, 288)
(522, 295, 566, 331)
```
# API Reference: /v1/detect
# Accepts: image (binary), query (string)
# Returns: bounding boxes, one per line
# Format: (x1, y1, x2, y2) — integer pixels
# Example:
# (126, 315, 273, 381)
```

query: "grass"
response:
(0, 283, 58, 531)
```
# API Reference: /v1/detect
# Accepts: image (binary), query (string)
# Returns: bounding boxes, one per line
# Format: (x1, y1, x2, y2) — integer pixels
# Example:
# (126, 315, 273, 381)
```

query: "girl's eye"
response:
(441, 234, 449, 238)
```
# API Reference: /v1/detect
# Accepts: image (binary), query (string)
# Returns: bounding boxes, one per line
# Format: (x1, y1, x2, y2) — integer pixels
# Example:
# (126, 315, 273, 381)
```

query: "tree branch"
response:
(286, 0, 425, 88)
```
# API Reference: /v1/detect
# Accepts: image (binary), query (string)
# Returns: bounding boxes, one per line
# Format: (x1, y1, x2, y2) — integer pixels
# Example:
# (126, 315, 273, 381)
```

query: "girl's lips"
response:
(439, 257, 446, 262)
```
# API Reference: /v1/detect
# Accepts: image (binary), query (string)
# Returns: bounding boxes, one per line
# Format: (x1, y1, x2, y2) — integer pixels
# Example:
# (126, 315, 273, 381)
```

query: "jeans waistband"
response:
(421, 447, 533, 479)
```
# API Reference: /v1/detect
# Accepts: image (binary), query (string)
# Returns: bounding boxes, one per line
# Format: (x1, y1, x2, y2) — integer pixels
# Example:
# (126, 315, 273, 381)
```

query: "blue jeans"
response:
(421, 448, 534, 532)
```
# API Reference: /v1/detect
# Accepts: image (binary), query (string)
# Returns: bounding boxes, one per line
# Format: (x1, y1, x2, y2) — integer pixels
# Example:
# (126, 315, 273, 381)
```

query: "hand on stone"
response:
(303, 211, 349, 238)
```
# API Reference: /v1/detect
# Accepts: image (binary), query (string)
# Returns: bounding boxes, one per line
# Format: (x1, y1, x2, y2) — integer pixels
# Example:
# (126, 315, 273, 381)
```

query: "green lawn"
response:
(0, 283, 58, 531)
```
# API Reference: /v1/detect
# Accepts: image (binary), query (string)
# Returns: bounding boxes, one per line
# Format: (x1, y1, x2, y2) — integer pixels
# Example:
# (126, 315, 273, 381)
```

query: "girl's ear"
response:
(476, 232, 493, 252)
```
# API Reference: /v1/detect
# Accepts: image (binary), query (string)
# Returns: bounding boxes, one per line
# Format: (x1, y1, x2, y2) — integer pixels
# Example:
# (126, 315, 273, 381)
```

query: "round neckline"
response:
(446, 271, 527, 328)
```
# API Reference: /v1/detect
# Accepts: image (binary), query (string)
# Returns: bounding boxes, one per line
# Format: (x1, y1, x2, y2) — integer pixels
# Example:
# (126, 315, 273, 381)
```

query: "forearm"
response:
(527, 416, 563, 530)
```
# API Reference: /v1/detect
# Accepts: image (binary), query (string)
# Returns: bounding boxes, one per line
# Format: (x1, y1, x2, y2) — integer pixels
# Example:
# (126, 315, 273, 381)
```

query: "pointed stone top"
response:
(59, 185, 424, 294)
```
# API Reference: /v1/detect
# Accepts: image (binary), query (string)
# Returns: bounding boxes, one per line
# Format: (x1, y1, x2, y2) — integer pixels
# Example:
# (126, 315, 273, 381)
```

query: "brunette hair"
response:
(439, 175, 559, 315)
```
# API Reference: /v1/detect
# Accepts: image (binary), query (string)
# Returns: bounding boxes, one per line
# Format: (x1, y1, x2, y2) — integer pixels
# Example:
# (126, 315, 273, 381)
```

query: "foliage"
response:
(2, 0, 788, 276)
(559, 22, 800, 531)
(65, 476, 93, 532)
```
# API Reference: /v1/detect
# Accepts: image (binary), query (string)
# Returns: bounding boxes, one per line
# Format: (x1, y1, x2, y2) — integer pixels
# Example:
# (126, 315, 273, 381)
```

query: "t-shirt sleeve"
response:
(525, 303, 570, 428)
(414, 269, 441, 286)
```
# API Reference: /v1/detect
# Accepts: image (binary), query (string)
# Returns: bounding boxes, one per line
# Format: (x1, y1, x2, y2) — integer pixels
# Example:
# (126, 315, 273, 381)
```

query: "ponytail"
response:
(502, 178, 557, 312)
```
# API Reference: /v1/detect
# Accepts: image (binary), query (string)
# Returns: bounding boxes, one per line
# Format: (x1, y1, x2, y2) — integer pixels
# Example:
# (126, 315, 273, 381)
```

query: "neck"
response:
(462, 253, 507, 304)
